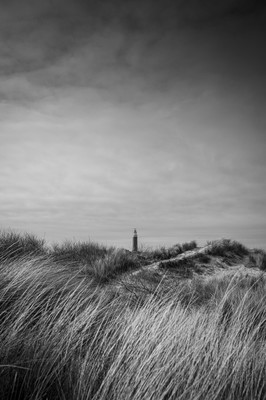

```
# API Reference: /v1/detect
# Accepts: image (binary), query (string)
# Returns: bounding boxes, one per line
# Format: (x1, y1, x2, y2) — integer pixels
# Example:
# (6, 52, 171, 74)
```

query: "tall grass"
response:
(140, 240, 198, 262)
(1, 231, 266, 399)
(0, 230, 47, 260)
(50, 240, 111, 265)
(248, 249, 266, 271)
(206, 239, 249, 258)
(50, 242, 141, 283)
(1, 260, 266, 399)
(87, 249, 141, 282)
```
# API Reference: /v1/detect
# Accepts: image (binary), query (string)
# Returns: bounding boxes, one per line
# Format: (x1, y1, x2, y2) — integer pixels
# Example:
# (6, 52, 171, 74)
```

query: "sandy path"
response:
(124, 245, 263, 283)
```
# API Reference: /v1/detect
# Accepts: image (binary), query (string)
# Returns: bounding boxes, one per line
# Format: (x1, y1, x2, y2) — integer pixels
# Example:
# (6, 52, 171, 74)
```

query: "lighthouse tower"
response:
(132, 229, 138, 252)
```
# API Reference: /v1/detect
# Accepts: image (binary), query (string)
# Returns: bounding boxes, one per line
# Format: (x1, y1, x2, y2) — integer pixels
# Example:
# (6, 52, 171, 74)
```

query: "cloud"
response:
(0, 0, 265, 126)
(0, 0, 265, 248)
(1, 0, 265, 79)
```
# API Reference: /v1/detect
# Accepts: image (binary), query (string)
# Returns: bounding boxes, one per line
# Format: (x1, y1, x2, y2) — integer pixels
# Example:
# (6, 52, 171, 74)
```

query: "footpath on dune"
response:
(112, 242, 263, 292)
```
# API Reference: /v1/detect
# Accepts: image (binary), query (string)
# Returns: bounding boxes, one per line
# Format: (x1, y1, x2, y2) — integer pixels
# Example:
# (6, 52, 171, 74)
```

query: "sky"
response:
(0, 0, 266, 249)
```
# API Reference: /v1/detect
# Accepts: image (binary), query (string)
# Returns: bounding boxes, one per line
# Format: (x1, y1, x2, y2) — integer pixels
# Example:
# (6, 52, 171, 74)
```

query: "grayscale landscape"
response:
(0, 0, 265, 398)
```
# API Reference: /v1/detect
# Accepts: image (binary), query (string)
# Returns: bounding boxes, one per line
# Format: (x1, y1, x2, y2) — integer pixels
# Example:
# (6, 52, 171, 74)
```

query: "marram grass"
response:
(0, 231, 266, 399)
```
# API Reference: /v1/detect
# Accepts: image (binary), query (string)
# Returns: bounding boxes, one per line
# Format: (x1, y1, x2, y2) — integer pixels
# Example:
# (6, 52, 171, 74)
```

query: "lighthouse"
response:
(132, 229, 138, 252)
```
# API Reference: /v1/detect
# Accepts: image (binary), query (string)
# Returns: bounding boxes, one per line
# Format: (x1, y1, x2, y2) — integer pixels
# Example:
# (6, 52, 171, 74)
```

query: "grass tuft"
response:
(0, 230, 47, 260)
(141, 240, 198, 262)
(50, 240, 111, 265)
(87, 249, 141, 282)
(248, 249, 266, 271)
(206, 238, 249, 263)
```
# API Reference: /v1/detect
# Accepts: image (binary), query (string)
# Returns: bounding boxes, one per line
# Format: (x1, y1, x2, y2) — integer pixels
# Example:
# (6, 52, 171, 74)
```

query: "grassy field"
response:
(0, 230, 266, 399)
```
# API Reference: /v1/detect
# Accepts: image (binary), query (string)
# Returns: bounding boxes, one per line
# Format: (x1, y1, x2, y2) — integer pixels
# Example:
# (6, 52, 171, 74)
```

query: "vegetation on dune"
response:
(158, 252, 212, 275)
(248, 249, 266, 271)
(86, 249, 141, 282)
(0, 230, 266, 399)
(50, 241, 141, 283)
(140, 240, 198, 263)
(0, 230, 47, 260)
(206, 238, 249, 259)
(50, 240, 111, 266)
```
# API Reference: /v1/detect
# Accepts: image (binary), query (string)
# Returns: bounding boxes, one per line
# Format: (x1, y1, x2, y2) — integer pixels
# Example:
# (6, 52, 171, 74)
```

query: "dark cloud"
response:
(74, 0, 266, 26)
(1, 0, 265, 136)
(0, 4, 80, 76)
(1, 0, 265, 76)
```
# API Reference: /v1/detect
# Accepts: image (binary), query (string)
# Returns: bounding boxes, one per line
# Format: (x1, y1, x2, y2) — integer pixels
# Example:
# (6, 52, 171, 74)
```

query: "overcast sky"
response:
(0, 0, 265, 249)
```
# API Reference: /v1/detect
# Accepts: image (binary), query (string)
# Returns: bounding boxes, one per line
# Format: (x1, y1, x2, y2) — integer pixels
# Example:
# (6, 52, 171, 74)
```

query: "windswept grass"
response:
(140, 240, 198, 262)
(0, 230, 47, 260)
(0, 231, 266, 399)
(206, 238, 249, 258)
(247, 249, 266, 271)
(50, 242, 141, 283)
(86, 249, 141, 282)
(50, 240, 111, 265)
